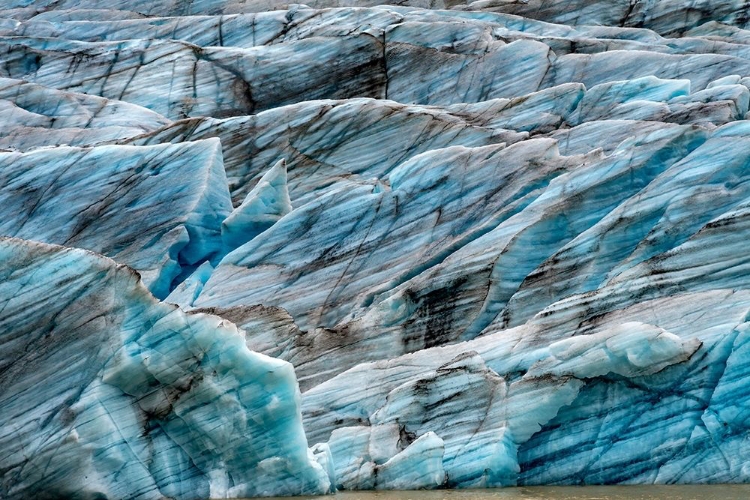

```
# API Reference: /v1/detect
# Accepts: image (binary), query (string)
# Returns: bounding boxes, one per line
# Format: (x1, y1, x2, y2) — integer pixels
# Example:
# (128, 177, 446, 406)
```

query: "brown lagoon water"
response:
(260, 486, 750, 500)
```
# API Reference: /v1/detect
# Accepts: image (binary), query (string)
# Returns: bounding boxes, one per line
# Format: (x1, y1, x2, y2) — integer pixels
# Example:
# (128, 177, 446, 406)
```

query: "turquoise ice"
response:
(0, 238, 333, 499)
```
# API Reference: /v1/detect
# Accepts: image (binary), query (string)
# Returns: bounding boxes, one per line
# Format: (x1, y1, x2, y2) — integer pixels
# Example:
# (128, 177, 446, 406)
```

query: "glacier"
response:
(6, 0, 750, 498)
(0, 237, 333, 499)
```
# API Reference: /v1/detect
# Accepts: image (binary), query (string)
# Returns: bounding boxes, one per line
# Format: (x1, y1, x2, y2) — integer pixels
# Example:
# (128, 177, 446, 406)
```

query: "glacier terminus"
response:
(5, 0, 750, 498)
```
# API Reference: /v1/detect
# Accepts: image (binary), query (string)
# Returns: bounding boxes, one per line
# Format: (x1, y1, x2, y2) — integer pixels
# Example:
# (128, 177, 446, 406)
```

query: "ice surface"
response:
(0, 238, 332, 499)
(0, 139, 232, 298)
(222, 158, 292, 251)
(5, 0, 750, 495)
(0, 77, 170, 149)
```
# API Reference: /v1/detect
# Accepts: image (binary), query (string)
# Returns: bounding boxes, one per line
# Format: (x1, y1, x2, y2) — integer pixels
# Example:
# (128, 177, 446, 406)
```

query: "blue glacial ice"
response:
(7, 0, 750, 497)
(221, 158, 292, 251)
(0, 139, 232, 298)
(0, 237, 333, 499)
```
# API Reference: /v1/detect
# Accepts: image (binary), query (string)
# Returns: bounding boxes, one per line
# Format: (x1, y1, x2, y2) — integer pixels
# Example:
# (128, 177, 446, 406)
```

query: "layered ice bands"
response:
(5, 0, 750, 497)
(0, 139, 232, 298)
(0, 238, 333, 499)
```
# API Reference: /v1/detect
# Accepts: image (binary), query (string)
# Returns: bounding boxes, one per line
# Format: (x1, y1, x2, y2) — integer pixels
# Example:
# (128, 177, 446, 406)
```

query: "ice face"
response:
(127, 98, 516, 207)
(0, 77, 171, 149)
(6, 0, 750, 496)
(221, 158, 292, 251)
(0, 139, 232, 298)
(302, 321, 701, 488)
(0, 237, 332, 499)
(0, 35, 386, 119)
